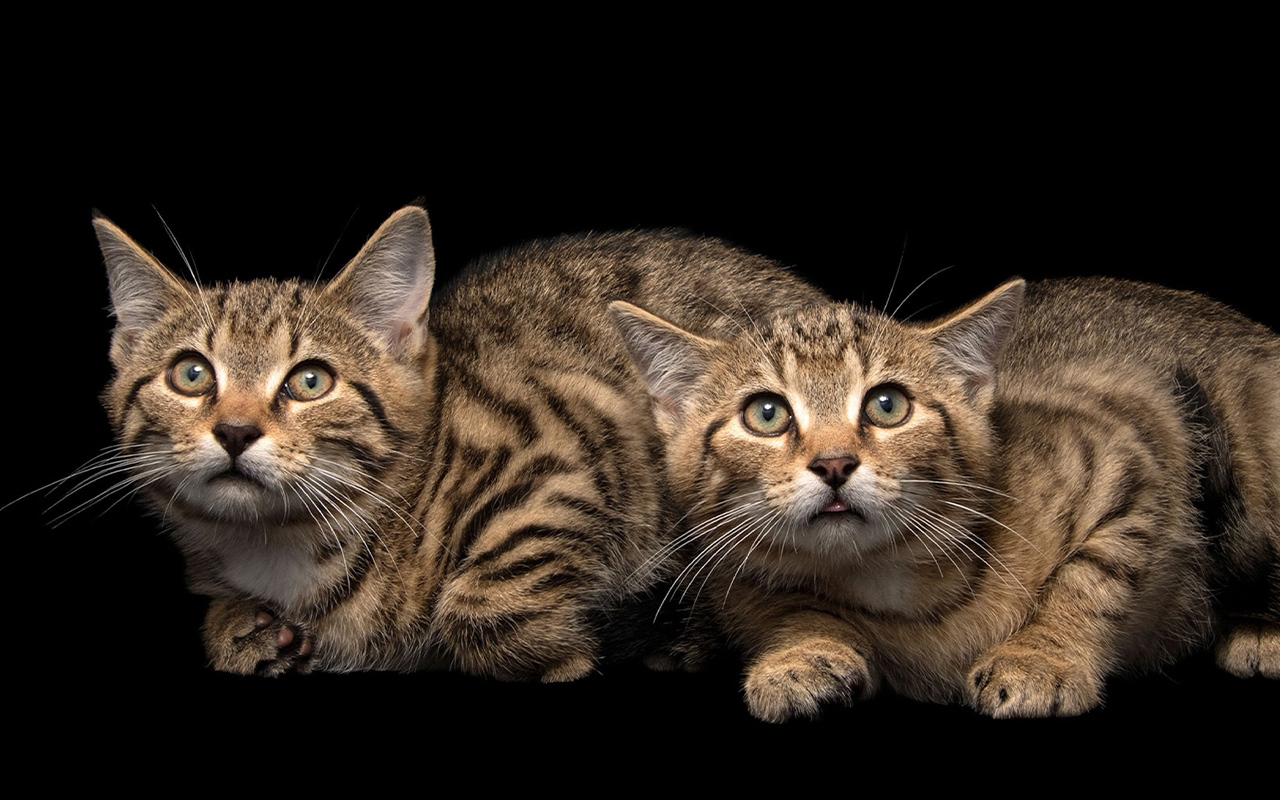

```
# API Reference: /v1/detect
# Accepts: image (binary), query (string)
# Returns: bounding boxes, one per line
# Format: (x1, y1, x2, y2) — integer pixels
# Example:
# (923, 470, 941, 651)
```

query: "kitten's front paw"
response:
(743, 640, 871, 723)
(1215, 619, 1280, 679)
(203, 599, 314, 677)
(968, 644, 1102, 718)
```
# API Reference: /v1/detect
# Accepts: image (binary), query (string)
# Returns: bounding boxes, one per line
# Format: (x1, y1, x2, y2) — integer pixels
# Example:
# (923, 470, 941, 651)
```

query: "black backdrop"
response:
(10, 61, 1275, 770)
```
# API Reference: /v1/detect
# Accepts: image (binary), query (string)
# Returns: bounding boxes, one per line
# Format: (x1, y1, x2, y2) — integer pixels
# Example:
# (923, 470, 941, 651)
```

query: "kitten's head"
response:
(611, 280, 1024, 563)
(96, 206, 436, 542)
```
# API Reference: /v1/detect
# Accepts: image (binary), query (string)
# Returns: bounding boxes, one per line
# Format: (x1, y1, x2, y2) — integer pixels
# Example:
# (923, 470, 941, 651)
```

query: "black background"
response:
(10, 31, 1275, 772)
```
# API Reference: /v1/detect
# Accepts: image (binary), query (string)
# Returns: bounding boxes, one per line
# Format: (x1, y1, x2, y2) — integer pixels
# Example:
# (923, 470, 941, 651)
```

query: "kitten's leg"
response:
(202, 596, 314, 677)
(430, 555, 601, 682)
(965, 519, 1167, 717)
(1215, 366, 1280, 680)
(967, 400, 1221, 717)
(1215, 533, 1280, 678)
(727, 588, 876, 723)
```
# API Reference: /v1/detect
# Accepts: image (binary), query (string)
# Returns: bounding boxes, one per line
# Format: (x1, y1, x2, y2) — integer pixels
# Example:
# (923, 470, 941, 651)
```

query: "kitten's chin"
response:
(176, 472, 291, 523)
(796, 509, 900, 558)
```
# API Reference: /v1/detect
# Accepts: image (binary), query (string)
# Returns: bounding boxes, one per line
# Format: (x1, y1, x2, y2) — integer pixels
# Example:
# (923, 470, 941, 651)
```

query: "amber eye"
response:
(863, 385, 911, 428)
(168, 354, 216, 396)
(742, 393, 793, 436)
(283, 363, 335, 402)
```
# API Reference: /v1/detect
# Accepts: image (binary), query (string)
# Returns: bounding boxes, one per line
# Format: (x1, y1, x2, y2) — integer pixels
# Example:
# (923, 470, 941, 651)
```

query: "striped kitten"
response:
(611, 276, 1278, 720)
(95, 205, 825, 680)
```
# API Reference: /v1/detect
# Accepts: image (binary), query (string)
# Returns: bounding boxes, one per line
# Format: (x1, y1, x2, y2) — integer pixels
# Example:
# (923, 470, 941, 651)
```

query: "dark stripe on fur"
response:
(928, 401, 974, 481)
(451, 367, 538, 446)
(525, 454, 580, 481)
(347, 380, 404, 441)
(1075, 543, 1143, 593)
(1177, 371, 1240, 542)
(483, 553, 584, 590)
(450, 448, 517, 555)
(1175, 370, 1264, 612)
(546, 493, 614, 526)
(423, 432, 457, 559)
(702, 416, 731, 457)
(122, 375, 152, 415)
(1092, 463, 1141, 531)
(316, 543, 375, 609)
(314, 435, 393, 475)
(470, 524, 594, 567)
(541, 388, 621, 499)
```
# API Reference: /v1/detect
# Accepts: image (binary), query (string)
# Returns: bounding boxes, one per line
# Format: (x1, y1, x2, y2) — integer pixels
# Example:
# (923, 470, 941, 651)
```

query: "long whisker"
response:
(153, 206, 216, 332)
(891, 264, 954, 319)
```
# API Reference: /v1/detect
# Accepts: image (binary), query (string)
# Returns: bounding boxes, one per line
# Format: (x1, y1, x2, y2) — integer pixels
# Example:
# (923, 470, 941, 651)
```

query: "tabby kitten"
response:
(94, 205, 825, 680)
(611, 276, 1278, 720)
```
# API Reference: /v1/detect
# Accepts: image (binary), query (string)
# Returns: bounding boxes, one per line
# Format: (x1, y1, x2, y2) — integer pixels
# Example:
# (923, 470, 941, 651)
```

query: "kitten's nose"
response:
(213, 423, 263, 460)
(808, 456, 859, 487)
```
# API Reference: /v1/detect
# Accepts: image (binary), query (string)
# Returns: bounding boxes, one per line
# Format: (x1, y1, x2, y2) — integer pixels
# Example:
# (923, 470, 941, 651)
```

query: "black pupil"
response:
(760, 402, 777, 421)
(302, 372, 318, 390)
(186, 365, 204, 382)
(876, 395, 893, 412)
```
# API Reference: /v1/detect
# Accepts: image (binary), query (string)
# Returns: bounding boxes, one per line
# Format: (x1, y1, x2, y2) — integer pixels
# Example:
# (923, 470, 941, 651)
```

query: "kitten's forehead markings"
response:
(780, 350, 812, 432)
(844, 346, 865, 426)
(211, 323, 296, 397)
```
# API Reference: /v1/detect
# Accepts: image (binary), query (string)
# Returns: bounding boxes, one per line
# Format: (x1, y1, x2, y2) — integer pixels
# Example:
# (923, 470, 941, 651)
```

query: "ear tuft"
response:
(94, 214, 196, 363)
(609, 301, 715, 430)
(327, 205, 437, 358)
(926, 278, 1025, 404)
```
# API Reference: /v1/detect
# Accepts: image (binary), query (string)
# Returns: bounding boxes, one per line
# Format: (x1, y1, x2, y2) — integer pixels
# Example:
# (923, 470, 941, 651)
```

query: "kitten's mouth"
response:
(210, 466, 263, 488)
(815, 499, 865, 521)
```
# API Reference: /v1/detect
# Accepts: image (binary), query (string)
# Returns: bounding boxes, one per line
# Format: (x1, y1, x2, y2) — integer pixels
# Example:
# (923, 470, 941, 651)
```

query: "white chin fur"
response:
(793, 512, 899, 558)
(174, 476, 290, 523)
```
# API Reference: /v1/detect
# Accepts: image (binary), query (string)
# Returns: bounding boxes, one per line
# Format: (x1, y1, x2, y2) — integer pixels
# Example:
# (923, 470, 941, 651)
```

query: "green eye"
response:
(742, 394, 793, 436)
(284, 363, 335, 402)
(168, 355, 215, 396)
(863, 385, 911, 428)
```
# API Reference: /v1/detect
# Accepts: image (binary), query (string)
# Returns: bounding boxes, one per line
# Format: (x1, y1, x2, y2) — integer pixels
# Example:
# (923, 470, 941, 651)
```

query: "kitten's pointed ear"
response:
(926, 278, 1025, 405)
(609, 301, 715, 432)
(94, 213, 197, 365)
(327, 205, 436, 359)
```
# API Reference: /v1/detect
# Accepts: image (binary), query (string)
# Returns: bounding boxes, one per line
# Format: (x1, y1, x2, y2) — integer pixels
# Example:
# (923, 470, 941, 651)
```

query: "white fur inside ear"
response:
(928, 279, 1025, 402)
(94, 215, 195, 362)
(608, 301, 713, 427)
(97, 218, 182, 327)
(329, 206, 437, 357)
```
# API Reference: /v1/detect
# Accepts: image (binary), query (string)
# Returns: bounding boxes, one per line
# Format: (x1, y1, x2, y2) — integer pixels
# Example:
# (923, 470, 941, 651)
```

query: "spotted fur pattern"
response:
(94, 205, 825, 680)
(612, 276, 1279, 719)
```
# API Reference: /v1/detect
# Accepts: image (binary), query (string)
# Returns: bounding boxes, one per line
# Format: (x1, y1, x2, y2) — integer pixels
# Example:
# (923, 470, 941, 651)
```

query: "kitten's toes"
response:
(1215, 619, 1280, 679)
(743, 640, 871, 723)
(537, 653, 597, 683)
(968, 645, 1102, 718)
(203, 603, 315, 677)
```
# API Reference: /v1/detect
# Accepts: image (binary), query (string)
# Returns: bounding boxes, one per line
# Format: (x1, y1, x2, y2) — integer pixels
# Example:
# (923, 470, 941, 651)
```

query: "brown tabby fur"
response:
(95, 205, 825, 680)
(611, 276, 1279, 720)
